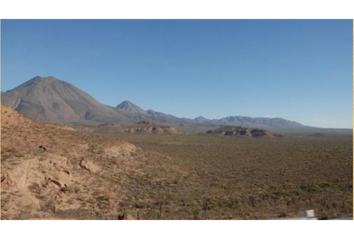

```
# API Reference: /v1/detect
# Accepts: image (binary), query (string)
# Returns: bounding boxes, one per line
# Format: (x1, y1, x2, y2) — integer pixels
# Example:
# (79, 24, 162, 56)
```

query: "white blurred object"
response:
(275, 210, 320, 220)
(299, 210, 316, 219)
(278, 210, 352, 220)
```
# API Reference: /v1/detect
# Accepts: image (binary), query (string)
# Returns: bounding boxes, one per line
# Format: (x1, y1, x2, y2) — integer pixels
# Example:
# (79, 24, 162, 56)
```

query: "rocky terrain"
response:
(1, 106, 156, 219)
(206, 126, 280, 137)
(123, 121, 184, 135)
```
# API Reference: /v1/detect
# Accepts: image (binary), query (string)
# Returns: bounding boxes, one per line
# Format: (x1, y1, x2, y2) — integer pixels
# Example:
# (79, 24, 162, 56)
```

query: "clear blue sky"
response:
(1, 20, 353, 128)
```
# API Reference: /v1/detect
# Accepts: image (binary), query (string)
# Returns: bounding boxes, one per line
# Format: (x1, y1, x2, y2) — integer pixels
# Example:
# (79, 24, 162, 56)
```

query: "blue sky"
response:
(1, 20, 353, 128)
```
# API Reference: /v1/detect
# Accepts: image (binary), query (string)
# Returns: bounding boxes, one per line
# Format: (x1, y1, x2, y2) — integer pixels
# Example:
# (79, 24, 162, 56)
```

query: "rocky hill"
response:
(206, 126, 280, 137)
(96, 121, 184, 135)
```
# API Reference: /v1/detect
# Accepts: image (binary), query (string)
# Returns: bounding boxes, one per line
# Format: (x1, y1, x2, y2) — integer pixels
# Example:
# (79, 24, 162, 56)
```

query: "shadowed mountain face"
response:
(2, 76, 312, 131)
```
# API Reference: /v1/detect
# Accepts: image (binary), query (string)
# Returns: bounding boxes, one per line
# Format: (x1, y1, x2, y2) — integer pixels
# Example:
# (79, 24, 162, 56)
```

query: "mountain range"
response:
(1, 76, 313, 132)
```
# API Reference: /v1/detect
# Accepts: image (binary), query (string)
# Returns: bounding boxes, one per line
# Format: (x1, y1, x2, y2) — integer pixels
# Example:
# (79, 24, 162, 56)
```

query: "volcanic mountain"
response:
(1, 76, 131, 125)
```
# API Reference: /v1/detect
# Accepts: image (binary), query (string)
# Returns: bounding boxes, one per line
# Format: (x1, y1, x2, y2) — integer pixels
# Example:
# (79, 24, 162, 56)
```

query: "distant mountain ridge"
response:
(197, 116, 303, 129)
(2, 76, 312, 132)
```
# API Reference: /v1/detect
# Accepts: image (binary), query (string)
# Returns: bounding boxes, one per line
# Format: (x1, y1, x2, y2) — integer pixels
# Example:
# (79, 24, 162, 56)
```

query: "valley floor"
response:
(98, 133, 353, 220)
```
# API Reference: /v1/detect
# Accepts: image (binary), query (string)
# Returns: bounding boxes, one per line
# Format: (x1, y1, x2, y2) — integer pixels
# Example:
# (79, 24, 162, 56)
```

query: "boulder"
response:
(79, 158, 100, 173)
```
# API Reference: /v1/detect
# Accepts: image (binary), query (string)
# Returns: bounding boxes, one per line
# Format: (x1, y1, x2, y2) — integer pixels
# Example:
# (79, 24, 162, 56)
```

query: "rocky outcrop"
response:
(123, 121, 184, 135)
(1, 173, 16, 189)
(96, 121, 184, 135)
(98, 123, 121, 128)
(206, 126, 280, 137)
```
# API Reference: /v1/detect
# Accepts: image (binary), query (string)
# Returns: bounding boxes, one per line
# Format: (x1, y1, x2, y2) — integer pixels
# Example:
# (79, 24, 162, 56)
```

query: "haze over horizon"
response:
(2, 20, 353, 128)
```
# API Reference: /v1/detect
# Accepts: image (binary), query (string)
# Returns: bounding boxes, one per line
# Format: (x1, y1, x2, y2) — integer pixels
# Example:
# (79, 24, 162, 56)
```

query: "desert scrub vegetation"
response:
(105, 133, 353, 220)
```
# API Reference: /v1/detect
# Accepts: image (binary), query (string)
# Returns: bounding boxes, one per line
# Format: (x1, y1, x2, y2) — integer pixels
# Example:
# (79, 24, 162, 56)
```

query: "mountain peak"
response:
(117, 100, 134, 106)
(29, 75, 59, 82)
(13, 76, 63, 91)
(116, 101, 146, 115)
(194, 116, 209, 123)
(195, 116, 207, 120)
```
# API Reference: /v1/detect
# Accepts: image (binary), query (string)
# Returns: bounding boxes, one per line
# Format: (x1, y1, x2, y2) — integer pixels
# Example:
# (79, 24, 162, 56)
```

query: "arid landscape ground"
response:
(1, 105, 352, 220)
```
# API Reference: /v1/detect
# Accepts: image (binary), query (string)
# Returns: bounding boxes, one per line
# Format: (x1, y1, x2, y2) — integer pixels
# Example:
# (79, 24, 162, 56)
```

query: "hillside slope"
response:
(1, 106, 142, 219)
